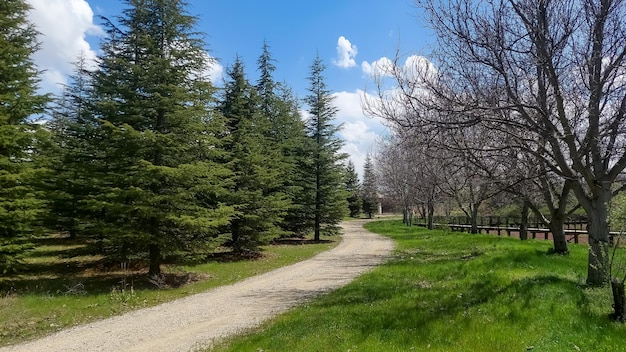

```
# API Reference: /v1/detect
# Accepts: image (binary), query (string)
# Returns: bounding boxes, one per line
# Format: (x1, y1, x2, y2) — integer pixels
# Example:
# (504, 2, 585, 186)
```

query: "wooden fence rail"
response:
(413, 218, 620, 245)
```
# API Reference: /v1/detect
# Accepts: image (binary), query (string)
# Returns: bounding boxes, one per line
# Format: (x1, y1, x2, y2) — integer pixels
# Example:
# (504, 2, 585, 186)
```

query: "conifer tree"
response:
(304, 55, 348, 240)
(256, 41, 277, 119)
(220, 57, 288, 253)
(362, 154, 379, 219)
(255, 42, 311, 236)
(0, 0, 49, 272)
(83, 0, 233, 274)
(274, 84, 315, 236)
(46, 53, 96, 238)
(345, 160, 361, 218)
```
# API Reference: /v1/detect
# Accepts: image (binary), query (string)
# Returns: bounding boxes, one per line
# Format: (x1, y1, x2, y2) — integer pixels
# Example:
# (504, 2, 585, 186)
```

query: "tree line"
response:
(366, 0, 626, 303)
(0, 0, 357, 276)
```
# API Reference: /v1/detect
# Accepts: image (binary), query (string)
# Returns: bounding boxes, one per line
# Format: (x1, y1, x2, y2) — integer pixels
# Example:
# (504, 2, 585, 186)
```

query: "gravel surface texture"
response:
(1, 219, 394, 352)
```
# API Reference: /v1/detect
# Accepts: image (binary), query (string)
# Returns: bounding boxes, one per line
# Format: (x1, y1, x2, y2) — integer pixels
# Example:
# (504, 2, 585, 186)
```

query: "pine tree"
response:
(345, 160, 361, 218)
(304, 55, 348, 240)
(362, 154, 378, 219)
(0, 0, 49, 272)
(274, 84, 315, 236)
(256, 41, 277, 119)
(82, 0, 233, 275)
(220, 57, 288, 253)
(46, 52, 96, 239)
(255, 42, 311, 236)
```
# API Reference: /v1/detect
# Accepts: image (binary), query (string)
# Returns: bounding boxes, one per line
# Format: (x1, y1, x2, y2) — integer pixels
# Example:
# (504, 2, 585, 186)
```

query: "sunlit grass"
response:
(213, 220, 626, 352)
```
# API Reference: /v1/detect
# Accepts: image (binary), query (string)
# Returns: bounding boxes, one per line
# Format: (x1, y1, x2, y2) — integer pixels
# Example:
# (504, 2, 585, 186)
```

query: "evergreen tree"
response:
(362, 154, 378, 219)
(303, 55, 348, 240)
(255, 42, 311, 236)
(256, 41, 277, 119)
(274, 83, 315, 236)
(83, 0, 233, 275)
(345, 160, 361, 218)
(220, 57, 288, 253)
(0, 0, 49, 272)
(46, 52, 96, 239)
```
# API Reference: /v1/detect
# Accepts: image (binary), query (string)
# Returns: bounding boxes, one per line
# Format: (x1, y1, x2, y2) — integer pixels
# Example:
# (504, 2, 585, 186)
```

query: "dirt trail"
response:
(1, 219, 394, 352)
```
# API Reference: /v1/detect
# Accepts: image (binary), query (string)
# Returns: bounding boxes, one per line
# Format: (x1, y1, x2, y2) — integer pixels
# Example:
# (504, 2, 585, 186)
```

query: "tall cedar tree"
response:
(46, 53, 95, 239)
(361, 154, 378, 219)
(85, 0, 233, 274)
(255, 42, 311, 236)
(304, 55, 348, 240)
(345, 160, 361, 218)
(0, 1, 49, 273)
(219, 57, 288, 253)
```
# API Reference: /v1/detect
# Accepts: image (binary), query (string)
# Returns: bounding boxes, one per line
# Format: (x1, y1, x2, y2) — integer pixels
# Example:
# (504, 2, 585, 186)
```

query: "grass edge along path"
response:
(212, 220, 626, 352)
(0, 236, 338, 347)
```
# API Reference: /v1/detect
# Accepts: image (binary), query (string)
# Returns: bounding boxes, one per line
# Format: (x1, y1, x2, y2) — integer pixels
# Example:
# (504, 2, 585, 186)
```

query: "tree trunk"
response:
(148, 243, 161, 276)
(427, 201, 434, 230)
(231, 218, 242, 253)
(549, 214, 568, 255)
(403, 207, 408, 226)
(68, 225, 78, 239)
(470, 206, 479, 234)
(588, 235, 610, 286)
(519, 201, 529, 241)
(586, 190, 611, 286)
(314, 217, 320, 241)
(612, 277, 626, 322)
(314, 160, 321, 241)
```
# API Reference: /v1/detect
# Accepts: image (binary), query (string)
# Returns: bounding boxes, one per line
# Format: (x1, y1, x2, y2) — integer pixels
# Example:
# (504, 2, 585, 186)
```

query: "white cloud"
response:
(402, 55, 438, 82)
(207, 62, 224, 84)
(332, 90, 387, 177)
(339, 121, 379, 179)
(333, 36, 358, 69)
(333, 89, 386, 126)
(361, 55, 439, 125)
(361, 57, 394, 77)
(301, 89, 386, 177)
(26, 0, 224, 92)
(362, 55, 436, 80)
(26, 0, 103, 94)
(202, 53, 224, 85)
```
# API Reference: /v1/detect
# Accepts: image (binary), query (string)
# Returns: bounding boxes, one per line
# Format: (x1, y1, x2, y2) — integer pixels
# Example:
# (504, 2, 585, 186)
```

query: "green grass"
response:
(0, 235, 338, 347)
(213, 220, 626, 352)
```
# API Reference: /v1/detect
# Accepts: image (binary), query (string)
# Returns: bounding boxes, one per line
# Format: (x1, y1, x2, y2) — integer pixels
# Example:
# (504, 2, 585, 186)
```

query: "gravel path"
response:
(2, 219, 394, 352)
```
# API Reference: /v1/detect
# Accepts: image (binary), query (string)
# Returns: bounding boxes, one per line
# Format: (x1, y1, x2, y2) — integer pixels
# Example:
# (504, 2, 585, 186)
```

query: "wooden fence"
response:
(413, 216, 617, 244)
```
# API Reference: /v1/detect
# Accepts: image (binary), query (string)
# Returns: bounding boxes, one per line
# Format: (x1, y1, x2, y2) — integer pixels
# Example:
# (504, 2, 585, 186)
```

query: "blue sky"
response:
(26, 0, 432, 176)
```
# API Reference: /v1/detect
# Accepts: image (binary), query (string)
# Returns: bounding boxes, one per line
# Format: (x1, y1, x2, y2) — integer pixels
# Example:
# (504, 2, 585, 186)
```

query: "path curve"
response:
(2, 219, 394, 352)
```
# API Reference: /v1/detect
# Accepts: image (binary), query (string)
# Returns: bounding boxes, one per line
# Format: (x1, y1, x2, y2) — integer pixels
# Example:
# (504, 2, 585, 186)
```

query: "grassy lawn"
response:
(213, 220, 626, 352)
(0, 235, 338, 347)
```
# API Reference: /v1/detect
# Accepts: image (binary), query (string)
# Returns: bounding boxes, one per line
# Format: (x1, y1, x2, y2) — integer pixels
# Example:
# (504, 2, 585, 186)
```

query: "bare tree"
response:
(368, 0, 626, 285)
(376, 136, 420, 225)
(502, 148, 575, 253)
(434, 136, 505, 234)
(398, 132, 446, 230)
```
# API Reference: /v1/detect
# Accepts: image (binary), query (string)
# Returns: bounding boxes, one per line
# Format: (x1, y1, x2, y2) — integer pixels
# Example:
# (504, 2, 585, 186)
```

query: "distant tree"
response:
(361, 154, 378, 219)
(376, 137, 419, 226)
(83, 0, 233, 275)
(220, 57, 288, 253)
(304, 55, 348, 240)
(377, 133, 445, 229)
(0, 0, 49, 272)
(345, 160, 361, 218)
